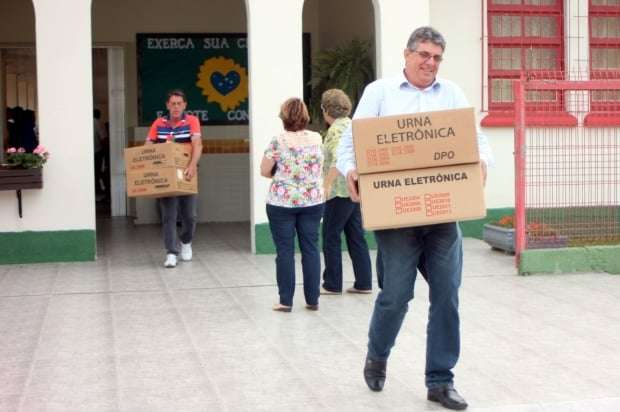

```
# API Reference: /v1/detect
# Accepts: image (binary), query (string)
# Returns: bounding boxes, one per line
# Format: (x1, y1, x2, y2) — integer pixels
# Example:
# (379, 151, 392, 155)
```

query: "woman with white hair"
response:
(320, 89, 372, 296)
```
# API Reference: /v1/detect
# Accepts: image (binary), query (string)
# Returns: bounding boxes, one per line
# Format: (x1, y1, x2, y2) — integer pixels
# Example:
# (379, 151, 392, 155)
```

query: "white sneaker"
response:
(180, 243, 193, 261)
(164, 253, 177, 268)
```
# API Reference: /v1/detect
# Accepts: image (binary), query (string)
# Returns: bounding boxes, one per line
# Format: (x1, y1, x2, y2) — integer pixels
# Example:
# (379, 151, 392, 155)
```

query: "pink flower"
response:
(17, 147, 26, 153)
(33, 145, 47, 155)
(6, 147, 17, 153)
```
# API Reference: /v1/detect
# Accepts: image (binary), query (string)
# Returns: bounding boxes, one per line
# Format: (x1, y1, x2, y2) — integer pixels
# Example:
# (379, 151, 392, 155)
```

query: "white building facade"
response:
(0, 0, 617, 263)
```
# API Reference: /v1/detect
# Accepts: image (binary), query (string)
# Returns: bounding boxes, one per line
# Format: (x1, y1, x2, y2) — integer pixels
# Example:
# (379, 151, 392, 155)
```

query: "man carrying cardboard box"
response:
(146, 90, 203, 268)
(337, 27, 494, 411)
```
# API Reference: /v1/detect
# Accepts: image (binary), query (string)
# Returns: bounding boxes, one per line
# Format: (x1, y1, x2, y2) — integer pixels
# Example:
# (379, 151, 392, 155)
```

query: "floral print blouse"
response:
(264, 130, 324, 208)
(322, 117, 351, 200)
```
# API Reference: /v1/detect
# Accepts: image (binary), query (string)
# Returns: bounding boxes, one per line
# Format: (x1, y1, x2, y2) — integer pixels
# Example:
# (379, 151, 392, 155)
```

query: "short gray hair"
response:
(406, 26, 446, 51)
(321, 89, 352, 119)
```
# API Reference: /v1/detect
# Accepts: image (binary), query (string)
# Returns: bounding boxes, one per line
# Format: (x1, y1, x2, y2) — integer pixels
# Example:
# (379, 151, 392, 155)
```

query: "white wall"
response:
(0, 0, 94, 232)
(373, 0, 429, 78)
(431, 0, 514, 209)
(246, 0, 307, 250)
(481, 129, 516, 208)
(0, 0, 521, 242)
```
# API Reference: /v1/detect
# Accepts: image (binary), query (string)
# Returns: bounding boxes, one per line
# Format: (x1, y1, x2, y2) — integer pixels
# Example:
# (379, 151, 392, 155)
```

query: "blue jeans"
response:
(368, 223, 463, 389)
(376, 248, 428, 289)
(322, 197, 372, 292)
(267, 203, 324, 307)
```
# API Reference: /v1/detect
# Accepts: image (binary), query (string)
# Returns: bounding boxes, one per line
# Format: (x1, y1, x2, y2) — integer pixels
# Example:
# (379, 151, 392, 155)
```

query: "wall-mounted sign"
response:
(137, 33, 249, 126)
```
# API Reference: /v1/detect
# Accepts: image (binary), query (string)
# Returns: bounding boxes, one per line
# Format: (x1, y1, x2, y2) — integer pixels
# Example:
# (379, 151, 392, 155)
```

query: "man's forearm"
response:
(189, 138, 203, 166)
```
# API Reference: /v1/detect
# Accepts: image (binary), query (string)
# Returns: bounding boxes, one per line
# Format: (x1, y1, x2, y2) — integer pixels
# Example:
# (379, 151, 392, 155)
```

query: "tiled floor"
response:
(1, 218, 619, 411)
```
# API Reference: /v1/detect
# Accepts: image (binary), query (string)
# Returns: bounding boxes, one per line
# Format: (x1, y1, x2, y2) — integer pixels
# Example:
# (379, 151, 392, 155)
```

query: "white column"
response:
(246, 0, 305, 252)
(108, 47, 127, 217)
(28, 0, 94, 230)
(567, 0, 589, 78)
(566, 0, 590, 116)
(373, 0, 430, 78)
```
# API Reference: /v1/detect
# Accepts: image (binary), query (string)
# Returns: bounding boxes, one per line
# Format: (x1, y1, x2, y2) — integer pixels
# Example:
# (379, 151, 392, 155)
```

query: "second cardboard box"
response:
(358, 162, 486, 231)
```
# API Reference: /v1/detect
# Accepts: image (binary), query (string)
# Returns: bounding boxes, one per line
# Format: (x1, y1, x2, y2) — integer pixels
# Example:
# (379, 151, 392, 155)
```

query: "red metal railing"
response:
(513, 74, 620, 264)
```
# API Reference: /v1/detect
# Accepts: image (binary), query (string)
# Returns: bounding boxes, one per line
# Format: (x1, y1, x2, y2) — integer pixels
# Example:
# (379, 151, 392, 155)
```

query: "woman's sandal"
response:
(305, 304, 319, 311)
(272, 303, 292, 312)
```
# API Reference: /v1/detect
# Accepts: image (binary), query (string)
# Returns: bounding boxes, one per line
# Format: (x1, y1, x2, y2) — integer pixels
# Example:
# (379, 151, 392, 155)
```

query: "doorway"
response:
(93, 46, 127, 218)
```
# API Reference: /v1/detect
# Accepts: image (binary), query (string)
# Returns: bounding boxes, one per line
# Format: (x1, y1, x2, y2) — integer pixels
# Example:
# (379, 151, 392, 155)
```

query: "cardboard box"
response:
(124, 143, 192, 172)
(126, 167, 197, 198)
(358, 162, 486, 231)
(352, 108, 479, 174)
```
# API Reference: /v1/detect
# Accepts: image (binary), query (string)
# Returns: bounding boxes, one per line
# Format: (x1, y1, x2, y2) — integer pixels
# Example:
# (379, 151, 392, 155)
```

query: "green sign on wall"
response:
(137, 33, 249, 126)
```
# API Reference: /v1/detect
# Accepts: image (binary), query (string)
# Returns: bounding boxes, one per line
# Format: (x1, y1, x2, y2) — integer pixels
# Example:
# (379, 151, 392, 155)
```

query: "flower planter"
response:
(483, 223, 515, 253)
(0, 166, 43, 191)
(483, 223, 569, 253)
(0, 166, 43, 218)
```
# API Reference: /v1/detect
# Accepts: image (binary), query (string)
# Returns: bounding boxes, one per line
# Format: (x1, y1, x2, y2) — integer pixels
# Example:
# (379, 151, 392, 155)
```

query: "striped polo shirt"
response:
(147, 112, 201, 144)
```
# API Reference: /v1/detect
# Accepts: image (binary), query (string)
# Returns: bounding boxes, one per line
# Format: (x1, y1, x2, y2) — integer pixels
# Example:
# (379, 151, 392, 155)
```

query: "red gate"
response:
(513, 75, 620, 264)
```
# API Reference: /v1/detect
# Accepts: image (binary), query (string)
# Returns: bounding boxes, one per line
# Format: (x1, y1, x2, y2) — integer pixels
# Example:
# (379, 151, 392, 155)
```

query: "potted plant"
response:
(483, 215, 569, 253)
(0, 145, 49, 191)
(483, 215, 516, 253)
(308, 39, 375, 123)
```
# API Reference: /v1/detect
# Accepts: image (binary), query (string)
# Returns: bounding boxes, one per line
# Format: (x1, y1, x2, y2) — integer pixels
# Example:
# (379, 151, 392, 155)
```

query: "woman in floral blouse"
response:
(260, 98, 324, 312)
(320, 89, 372, 295)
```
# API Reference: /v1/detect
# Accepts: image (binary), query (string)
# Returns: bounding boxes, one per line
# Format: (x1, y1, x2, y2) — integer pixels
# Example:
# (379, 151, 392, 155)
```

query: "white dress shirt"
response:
(336, 72, 494, 177)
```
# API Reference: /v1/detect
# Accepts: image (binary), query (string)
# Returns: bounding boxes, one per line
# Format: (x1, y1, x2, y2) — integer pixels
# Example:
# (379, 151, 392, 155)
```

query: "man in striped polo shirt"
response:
(146, 89, 203, 268)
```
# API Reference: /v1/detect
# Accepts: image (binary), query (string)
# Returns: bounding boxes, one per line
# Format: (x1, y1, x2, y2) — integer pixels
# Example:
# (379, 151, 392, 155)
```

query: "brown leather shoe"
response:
(427, 385, 468, 410)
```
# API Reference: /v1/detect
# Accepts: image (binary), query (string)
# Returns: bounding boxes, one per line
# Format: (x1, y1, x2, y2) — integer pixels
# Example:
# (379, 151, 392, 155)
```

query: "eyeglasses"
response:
(412, 50, 443, 63)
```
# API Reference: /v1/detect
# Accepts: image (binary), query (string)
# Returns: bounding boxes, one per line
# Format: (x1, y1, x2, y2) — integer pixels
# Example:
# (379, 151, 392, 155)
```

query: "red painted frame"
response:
(587, 0, 620, 125)
(513, 77, 620, 264)
(484, 0, 571, 126)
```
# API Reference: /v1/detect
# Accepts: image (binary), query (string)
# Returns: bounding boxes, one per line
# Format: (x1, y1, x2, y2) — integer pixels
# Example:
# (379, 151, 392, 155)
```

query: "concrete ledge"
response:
(0, 230, 96, 264)
(519, 245, 620, 275)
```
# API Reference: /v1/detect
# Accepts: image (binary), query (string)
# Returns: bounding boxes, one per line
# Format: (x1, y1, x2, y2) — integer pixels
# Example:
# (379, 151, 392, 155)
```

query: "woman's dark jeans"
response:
(267, 203, 324, 307)
(322, 197, 372, 292)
